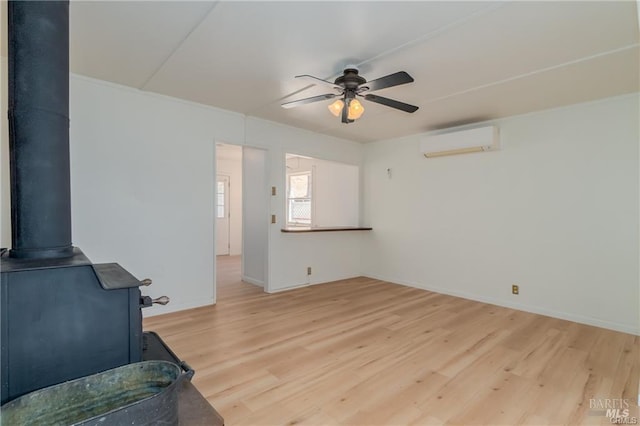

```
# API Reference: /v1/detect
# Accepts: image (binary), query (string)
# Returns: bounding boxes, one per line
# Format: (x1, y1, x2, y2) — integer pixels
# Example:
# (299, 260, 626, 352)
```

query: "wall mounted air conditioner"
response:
(420, 125, 499, 158)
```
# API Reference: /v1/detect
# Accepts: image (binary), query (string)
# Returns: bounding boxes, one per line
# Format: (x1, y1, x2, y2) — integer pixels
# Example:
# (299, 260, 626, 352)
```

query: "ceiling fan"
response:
(281, 68, 419, 124)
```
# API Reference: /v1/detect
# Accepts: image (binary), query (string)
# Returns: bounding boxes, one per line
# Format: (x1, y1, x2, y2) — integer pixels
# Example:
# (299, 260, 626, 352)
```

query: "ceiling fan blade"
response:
(362, 71, 414, 92)
(363, 94, 419, 113)
(295, 74, 342, 91)
(281, 93, 338, 109)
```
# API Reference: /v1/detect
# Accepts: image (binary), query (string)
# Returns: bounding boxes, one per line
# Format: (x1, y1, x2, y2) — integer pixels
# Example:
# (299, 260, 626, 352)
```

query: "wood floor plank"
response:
(143, 255, 640, 425)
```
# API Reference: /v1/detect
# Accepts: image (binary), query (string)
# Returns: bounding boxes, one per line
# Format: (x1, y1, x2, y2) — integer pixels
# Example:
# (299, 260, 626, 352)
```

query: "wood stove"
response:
(0, 0, 159, 404)
(1, 3, 223, 423)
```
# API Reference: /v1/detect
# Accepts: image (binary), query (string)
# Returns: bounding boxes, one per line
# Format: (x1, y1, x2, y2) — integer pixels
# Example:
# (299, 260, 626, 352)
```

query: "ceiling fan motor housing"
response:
(334, 68, 367, 89)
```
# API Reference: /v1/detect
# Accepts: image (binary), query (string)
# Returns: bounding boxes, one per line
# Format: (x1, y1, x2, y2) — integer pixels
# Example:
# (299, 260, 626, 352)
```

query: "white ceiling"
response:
(65, 1, 640, 143)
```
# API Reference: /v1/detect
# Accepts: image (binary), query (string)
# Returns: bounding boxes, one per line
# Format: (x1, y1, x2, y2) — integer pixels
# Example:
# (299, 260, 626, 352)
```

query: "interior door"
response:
(216, 175, 230, 255)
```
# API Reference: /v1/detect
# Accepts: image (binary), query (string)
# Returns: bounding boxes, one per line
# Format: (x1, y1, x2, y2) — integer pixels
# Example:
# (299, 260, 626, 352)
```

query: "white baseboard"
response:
(266, 282, 310, 294)
(266, 275, 362, 294)
(241, 275, 264, 287)
(365, 273, 640, 336)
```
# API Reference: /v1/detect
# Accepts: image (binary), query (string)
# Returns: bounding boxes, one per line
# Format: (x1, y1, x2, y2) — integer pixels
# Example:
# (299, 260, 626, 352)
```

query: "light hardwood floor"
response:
(144, 256, 639, 425)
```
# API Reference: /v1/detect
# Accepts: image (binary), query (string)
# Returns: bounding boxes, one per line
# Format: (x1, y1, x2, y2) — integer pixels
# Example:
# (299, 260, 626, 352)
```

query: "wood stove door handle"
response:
(152, 296, 170, 305)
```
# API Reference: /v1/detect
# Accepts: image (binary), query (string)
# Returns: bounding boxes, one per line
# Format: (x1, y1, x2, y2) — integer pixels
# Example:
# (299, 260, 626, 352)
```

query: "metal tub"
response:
(1, 361, 193, 426)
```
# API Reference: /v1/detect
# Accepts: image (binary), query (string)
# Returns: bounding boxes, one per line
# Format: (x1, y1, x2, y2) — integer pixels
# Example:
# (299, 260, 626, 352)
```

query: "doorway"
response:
(214, 143, 269, 298)
(215, 143, 243, 296)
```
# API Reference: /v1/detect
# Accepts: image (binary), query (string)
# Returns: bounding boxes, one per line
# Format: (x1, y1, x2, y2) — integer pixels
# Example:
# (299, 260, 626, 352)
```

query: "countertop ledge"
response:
(281, 227, 373, 233)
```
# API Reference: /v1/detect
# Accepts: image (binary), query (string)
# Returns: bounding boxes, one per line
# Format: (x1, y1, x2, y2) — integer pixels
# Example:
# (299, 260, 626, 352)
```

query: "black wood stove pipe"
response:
(8, 1, 73, 259)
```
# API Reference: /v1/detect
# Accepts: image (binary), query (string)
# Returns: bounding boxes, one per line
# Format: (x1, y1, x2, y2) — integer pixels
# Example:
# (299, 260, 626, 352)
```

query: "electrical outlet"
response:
(307, 267, 312, 276)
(512, 284, 519, 295)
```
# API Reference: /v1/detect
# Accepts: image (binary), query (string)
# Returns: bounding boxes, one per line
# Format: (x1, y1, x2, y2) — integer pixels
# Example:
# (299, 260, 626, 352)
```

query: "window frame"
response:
(216, 177, 228, 219)
(286, 171, 313, 227)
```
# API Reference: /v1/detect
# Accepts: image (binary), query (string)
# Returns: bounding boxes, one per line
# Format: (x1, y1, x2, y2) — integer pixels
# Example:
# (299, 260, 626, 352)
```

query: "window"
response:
(285, 154, 359, 228)
(286, 172, 312, 226)
(216, 181, 225, 218)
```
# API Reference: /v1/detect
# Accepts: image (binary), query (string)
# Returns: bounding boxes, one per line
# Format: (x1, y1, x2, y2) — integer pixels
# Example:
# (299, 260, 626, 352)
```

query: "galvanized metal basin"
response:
(1, 361, 190, 426)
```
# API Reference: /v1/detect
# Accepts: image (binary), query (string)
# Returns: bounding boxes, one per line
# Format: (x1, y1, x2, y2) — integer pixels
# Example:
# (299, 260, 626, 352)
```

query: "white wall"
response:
(285, 156, 313, 173)
(60, 76, 363, 314)
(363, 94, 639, 335)
(7, 68, 634, 334)
(65, 76, 365, 312)
(216, 150, 242, 255)
(245, 117, 366, 291)
(242, 146, 268, 287)
(314, 159, 359, 227)
(69, 75, 245, 316)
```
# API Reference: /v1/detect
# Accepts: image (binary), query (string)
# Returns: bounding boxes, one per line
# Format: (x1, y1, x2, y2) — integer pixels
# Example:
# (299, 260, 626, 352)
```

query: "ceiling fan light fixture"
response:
(328, 99, 344, 117)
(347, 98, 365, 120)
(284, 69, 417, 124)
